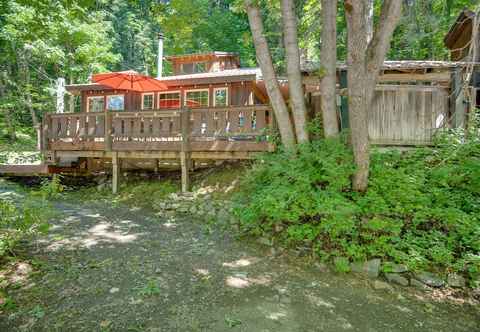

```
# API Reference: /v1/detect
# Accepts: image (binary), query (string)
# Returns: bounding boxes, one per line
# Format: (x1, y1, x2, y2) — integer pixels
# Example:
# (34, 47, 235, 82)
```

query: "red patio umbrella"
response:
(92, 70, 168, 92)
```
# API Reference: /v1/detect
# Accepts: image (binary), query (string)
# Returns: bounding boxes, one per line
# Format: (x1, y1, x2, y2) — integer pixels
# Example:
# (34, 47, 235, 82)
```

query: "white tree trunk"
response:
(345, 0, 402, 191)
(245, 0, 296, 149)
(281, 0, 309, 143)
(320, 0, 339, 137)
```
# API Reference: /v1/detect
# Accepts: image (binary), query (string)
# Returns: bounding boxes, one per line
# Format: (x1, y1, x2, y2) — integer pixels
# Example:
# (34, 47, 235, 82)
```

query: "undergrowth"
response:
(233, 132, 480, 282)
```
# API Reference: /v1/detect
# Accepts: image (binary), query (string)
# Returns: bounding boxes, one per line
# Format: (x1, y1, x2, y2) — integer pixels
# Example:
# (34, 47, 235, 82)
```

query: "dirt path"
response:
(1, 187, 479, 331)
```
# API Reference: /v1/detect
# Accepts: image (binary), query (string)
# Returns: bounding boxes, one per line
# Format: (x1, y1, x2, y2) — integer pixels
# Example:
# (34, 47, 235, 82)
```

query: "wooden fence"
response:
(368, 85, 449, 145)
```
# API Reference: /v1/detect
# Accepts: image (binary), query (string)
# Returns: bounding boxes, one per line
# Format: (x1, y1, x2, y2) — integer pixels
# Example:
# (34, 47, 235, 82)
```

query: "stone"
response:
(414, 272, 445, 288)
(257, 237, 272, 246)
(373, 280, 393, 291)
(109, 287, 120, 294)
(314, 262, 329, 273)
(350, 262, 364, 274)
(351, 259, 381, 278)
(385, 273, 409, 286)
(410, 278, 429, 290)
(189, 206, 198, 214)
(447, 273, 466, 288)
(385, 263, 408, 273)
(365, 259, 382, 278)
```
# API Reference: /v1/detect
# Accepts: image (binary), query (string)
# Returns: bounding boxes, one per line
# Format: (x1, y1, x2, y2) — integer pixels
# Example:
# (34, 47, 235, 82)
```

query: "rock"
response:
(410, 278, 429, 290)
(385, 273, 409, 286)
(109, 287, 120, 294)
(414, 272, 445, 288)
(351, 259, 381, 278)
(365, 259, 382, 278)
(447, 273, 466, 288)
(373, 280, 393, 291)
(314, 262, 329, 273)
(472, 288, 480, 301)
(189, 206, 198, 214)
(350, 262, 364, 274)
(384, 263, 408, 273)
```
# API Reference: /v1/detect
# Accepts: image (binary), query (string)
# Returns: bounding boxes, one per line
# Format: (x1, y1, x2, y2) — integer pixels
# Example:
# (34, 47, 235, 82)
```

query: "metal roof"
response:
(156, 68, 261, 81)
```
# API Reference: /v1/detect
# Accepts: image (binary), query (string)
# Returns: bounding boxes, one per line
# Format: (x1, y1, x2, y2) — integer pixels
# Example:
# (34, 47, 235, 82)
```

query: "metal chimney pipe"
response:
(157, 33, 164, 79)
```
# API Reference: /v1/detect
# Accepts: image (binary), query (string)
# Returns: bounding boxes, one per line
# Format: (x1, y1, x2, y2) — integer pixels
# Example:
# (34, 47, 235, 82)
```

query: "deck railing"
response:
(41, 105, 273, 153)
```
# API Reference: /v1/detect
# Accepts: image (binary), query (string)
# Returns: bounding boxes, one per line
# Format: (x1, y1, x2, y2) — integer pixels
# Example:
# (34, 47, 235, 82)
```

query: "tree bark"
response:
(0, 71, 16, 141)
(345, 0, 402, 192)
(320, 0, 339, 137)
(281, 0, 309, 143)
(245, 0, 296, 150)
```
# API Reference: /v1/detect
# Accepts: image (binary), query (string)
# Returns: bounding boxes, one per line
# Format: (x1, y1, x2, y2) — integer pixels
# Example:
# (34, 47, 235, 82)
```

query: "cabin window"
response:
(213, 87, 228, 107)
(180, 63, 194, 74)
(158, 91, 181, 108)
(185, 89, 209, 107)
(180, 62, 207, 74)
(106, 95, 124, 111)
(142, 93, 154, 110)
(87, 96, 104, 112)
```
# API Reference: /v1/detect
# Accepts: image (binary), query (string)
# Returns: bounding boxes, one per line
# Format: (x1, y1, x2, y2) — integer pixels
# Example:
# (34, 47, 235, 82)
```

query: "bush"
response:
(233, 133, 480, 281)
(0, 198, 51, 258)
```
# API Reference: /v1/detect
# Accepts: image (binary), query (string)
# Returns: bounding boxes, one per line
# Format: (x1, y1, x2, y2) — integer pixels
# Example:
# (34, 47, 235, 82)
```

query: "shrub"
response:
(0, 198, 51, 258)
(233, 133, 480, 280)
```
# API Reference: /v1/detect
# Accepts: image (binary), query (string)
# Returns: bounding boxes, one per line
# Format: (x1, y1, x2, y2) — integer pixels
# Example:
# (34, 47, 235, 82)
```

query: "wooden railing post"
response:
(180, 107, 191, 192)
(41, 114, 49, 152)
(104, 112, 113, 151)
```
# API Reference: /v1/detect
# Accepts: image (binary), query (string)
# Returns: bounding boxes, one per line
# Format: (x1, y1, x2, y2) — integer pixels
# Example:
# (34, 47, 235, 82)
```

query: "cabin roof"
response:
(165, 51, 239, 62)
(65, 68, 262, 94)
(301, 60, 469, 73)
(444, 9, 475, 49)
(156, 68, 261, 86)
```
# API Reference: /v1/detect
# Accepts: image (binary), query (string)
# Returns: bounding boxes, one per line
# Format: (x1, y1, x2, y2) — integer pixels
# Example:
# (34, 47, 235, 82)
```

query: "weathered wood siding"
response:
(368, 85, 449, 145)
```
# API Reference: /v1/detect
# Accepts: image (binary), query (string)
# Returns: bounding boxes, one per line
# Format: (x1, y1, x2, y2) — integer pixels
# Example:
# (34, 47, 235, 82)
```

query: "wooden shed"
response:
(302, 61, 468, 146)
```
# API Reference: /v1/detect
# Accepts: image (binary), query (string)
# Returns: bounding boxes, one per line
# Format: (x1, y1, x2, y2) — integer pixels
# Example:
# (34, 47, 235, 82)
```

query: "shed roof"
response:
(301, 60, 469, 73)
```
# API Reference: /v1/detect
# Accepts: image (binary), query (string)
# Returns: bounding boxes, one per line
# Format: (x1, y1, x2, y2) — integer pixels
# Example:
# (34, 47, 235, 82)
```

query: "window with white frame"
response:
(158, 92, 181, 109)
(185, 89, 209, 107)
(87, 96, 104, 112)
(106, 95, 124, 111)
(213, 87, 228, 107)
(142, 93, 154, 110)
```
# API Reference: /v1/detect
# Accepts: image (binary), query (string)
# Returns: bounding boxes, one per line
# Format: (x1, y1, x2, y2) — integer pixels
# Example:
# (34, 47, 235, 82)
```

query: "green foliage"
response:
(0, 197, 52, 259)
(234, 132, 480, 280)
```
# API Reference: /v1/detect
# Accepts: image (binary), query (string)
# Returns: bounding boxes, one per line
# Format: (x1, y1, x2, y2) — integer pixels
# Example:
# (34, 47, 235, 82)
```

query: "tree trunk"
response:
(17, 50, 39, 128)
(345, 0, 402, 191)
(245, 0, 296, 150)
(281, 0, 309, 143)
(320, 0, 339, 137)
(0, 71, 16, 141)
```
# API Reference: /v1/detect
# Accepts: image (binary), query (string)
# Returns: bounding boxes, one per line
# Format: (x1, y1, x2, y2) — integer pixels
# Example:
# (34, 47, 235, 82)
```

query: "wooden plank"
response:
(180, 108, 191, 192)
(206, 111, 216, 135)
(216, 110, 228, 135)
(191, 111, 203, 136)
(78, 115, 87, 137)
(229, 110, 240, 133)
(243, 110, 253, 132)
(255, 110, 266, 131)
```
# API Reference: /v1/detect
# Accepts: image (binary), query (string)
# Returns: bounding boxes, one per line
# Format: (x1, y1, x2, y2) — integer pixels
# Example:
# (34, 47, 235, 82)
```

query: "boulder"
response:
(385, 273, 409, 286)
(447, 273, 466, 288)
(410, 278, 429, 290)
(384, 263, 408, 273)
(351, 259, 381, 278)
(373, 280, 393, 291)
(414, 272, 445, 288)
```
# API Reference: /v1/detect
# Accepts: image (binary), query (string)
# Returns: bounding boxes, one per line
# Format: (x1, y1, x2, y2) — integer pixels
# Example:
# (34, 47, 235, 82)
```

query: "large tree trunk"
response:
(345, 0, 402, 191)
(320, 0, 339, 137)
(281, 0, 309, 143)
(0, 71, 16, 141)
(245, 0, 296, 150)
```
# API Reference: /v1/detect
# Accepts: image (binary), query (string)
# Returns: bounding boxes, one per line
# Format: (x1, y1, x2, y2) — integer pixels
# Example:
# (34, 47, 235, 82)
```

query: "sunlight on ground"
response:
(222, 257, 258, 268)
(43, 221, 141, 251)
(225, 273, 272, 289)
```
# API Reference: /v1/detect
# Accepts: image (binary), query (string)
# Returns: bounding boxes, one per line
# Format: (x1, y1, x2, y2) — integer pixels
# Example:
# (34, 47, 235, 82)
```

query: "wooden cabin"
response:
(40, 52, 276, 192)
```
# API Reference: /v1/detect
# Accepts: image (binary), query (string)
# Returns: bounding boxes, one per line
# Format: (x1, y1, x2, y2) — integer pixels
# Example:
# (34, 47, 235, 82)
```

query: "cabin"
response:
(38, 51, 278, 192)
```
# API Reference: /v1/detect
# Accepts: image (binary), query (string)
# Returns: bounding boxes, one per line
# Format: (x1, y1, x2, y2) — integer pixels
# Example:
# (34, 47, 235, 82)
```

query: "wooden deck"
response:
(37, 105, 274, 193)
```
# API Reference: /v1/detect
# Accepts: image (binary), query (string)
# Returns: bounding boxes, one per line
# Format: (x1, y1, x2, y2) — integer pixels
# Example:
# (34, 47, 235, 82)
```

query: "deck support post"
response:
(180, 107, 191, 193)
(105, 112, 113, 151)
(112, 152, 120, 194)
